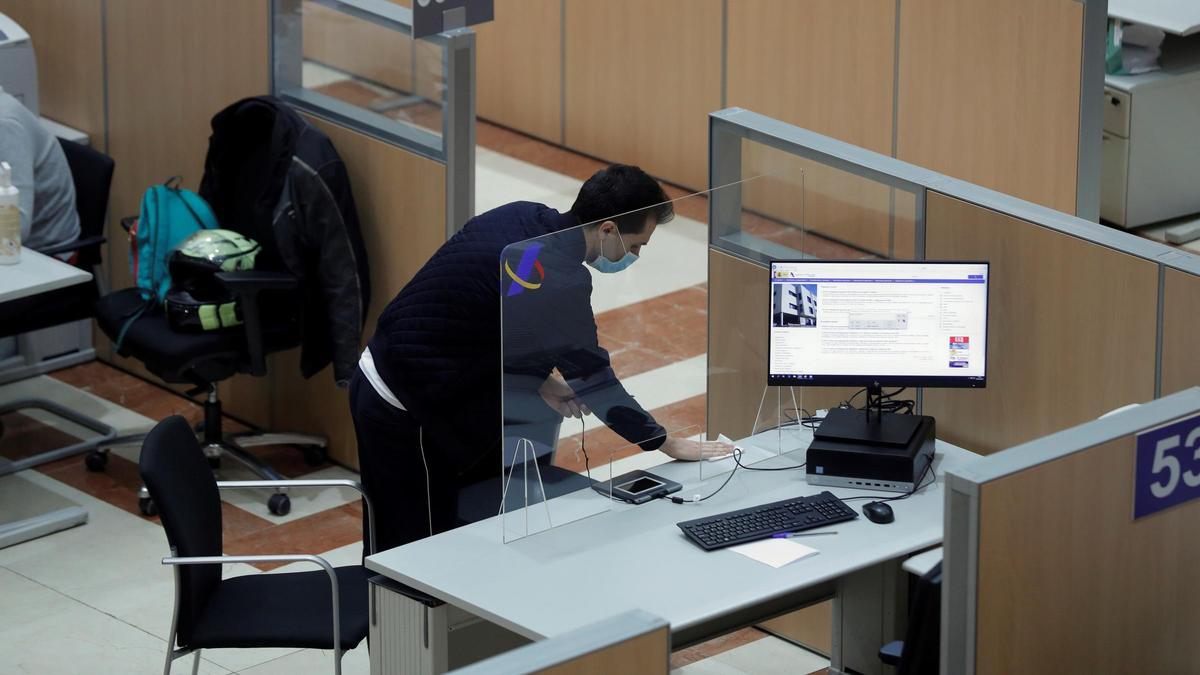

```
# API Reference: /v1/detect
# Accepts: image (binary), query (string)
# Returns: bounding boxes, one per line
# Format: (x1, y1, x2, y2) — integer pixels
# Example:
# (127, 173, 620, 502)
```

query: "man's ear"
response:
(600, 220, 617, 235)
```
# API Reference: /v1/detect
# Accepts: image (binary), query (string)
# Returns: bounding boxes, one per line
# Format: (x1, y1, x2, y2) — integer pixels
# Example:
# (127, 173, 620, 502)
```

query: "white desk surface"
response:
(0, 249, 92, 304)
(367, 428, 979, 642)
(1110, 0, 1200, 36)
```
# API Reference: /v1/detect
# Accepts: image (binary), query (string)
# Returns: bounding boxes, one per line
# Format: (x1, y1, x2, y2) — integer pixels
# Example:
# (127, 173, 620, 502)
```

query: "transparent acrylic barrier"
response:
(499, 180, 792, 542)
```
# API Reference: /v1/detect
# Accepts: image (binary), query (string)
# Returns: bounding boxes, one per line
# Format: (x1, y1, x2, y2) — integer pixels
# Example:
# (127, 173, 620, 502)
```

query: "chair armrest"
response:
(37, 234, 107, 257)
(162, 553, 343, 658)
(902, 546, 943, 577)
(216, 479, 377, 555)
(212, 271, 300, 377)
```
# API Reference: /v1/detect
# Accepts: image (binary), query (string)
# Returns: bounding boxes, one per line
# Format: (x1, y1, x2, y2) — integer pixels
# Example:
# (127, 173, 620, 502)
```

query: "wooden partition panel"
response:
(897, 0, 1083, 214)
(537, 624, 668, 675)
(475, 0, 561, 143)
(267, 116, 447, 467)
(100, 0, 273, 419)
(564, 0, 721, 191)
(0, 0, 106, 144)
(975, 436, 1200, 673)
(923, 193, 1158, 454)
(1162, 269, 1200, 397)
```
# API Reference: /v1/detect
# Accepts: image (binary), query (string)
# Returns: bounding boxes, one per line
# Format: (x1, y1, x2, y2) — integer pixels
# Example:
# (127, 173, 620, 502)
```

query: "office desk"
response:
(367, 429, 977, 674)
(0, 249, 98, 549)
(0, 248, 92, 305)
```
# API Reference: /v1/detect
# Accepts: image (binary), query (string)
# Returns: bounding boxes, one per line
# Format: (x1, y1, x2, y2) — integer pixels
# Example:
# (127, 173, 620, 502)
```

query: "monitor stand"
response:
(813, 383, 923, 447)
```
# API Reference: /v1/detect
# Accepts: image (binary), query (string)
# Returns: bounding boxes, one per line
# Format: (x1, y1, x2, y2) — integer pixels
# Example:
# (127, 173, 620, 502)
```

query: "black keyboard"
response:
(676, 491, 858, 551)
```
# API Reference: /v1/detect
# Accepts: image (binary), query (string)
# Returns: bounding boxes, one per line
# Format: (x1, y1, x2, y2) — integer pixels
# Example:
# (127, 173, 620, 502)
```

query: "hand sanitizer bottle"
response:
(0, 161, 20, 264)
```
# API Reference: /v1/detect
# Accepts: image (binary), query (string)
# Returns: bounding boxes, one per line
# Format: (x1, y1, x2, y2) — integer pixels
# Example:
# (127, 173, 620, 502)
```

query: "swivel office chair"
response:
(141, 415, 372, 675)
(91, 252, 326, 516)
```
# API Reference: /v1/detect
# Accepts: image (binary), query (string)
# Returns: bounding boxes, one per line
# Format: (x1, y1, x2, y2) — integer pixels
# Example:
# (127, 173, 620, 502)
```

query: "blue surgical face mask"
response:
(587, 229, 638, 274)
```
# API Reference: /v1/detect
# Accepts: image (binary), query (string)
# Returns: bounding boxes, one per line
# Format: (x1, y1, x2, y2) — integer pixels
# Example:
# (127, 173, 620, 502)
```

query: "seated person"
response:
(0, 86, 79, 256)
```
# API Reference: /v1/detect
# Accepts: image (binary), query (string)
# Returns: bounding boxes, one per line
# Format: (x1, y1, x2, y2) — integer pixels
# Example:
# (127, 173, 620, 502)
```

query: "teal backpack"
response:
(116, 177, 219, 348)
(129, 176, 219, 302)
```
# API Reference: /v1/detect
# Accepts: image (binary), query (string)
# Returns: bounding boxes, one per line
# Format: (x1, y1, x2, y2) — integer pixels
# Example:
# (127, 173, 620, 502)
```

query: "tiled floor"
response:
(0, 66, 857, 674)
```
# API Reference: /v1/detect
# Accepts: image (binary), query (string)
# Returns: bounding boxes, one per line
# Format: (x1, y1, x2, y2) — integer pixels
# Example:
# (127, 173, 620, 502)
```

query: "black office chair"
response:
(2, 139, 112, 336)
(140, 415, 374, 675)
(879, 560, 942, 675)
(0, 140, 120, 470)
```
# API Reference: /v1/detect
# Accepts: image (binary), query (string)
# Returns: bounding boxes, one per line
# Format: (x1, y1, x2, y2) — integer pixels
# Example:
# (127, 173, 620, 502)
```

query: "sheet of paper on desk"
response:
(729, 538, 819, 568)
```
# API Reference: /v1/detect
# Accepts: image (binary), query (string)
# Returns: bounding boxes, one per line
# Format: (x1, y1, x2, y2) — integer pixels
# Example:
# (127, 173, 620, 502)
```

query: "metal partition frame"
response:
(271, 0, 475, 236)
(941, 386, 1200, 673)
(708, 107, 1200, 399)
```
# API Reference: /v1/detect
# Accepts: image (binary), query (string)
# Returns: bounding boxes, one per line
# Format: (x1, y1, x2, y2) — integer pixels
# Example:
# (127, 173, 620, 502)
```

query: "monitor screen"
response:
(768, 260, 989, 387)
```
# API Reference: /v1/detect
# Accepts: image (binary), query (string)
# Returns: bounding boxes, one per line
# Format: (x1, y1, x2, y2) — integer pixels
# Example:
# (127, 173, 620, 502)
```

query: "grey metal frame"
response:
(1076, 0, 1109, 221)
(270, 0, 476, 236)
(158, 479, 377, 675)
(0, 398, 117, 476)
(941, 386, 1200, 674)
(707, 107, 1200, 398)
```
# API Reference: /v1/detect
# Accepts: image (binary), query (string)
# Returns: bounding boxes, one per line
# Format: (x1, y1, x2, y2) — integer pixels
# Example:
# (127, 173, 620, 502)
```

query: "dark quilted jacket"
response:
(368, 202, 665, 472)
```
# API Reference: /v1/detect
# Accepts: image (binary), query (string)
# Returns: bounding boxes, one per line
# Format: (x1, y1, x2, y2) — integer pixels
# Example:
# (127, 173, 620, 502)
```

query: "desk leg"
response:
(830, 560, 906, 675)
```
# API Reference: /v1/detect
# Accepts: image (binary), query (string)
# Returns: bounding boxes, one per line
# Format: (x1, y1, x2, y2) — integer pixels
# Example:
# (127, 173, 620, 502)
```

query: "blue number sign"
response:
(1134, 413, 1200, 520)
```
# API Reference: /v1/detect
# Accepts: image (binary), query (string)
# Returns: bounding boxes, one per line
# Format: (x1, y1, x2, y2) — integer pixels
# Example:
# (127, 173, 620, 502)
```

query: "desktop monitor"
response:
(768, 260, 989, 390)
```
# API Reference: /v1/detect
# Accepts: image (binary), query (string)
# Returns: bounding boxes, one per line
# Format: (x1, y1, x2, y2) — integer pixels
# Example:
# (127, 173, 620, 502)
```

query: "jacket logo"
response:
(505, 243, 545, 296)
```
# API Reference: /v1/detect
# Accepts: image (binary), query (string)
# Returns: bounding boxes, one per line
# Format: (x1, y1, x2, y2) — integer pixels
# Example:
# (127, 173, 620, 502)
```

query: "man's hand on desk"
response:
(661, 437, 734, 461)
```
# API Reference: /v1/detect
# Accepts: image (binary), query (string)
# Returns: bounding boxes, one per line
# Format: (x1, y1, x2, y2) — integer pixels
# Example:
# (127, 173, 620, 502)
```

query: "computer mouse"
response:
(862, 501, 894, 524)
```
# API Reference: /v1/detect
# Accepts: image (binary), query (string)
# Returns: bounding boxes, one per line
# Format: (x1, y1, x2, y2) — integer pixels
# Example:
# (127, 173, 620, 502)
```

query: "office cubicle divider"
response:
(942, 386, 1200, 674)
(706, 107, 1200, 457)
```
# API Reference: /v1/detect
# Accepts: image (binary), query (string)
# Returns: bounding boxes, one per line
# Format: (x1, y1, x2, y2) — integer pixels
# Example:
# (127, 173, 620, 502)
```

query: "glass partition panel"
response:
(498, 177, 806, 542)
(713, 136, 922, 264)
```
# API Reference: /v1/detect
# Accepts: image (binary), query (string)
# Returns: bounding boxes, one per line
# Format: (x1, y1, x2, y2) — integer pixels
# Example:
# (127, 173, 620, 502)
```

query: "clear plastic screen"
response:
(498, 176, 806, 542)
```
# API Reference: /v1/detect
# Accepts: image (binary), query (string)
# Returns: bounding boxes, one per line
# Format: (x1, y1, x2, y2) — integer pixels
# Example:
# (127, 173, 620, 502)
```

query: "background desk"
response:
(367, 429, 978, 675)
(0, 249, 94, 549)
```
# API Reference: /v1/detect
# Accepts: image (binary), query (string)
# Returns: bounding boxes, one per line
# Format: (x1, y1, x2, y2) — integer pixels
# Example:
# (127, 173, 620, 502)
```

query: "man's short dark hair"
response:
(570, 164, 674, 234)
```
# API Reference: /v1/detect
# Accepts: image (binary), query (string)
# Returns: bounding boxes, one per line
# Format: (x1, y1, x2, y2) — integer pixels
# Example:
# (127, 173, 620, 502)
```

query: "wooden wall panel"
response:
(923, 193, 1157, 455)
(707, 249, 855, 440)
(564, 0, 721, 191)
(474, 0, 561, 142)
(976, 437, 1200, 674)
(100, 0, 272, 421)
(0, 0, 106, 145)
(1162, 269, 1200, 397)
(268, 115, 447, 467)
(897, 0, 1083, 214)
(727, 0, 893, 152)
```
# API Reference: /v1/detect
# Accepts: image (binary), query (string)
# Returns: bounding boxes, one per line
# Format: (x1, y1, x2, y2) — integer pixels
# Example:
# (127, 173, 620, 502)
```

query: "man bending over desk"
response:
(350, 165, 731, 552)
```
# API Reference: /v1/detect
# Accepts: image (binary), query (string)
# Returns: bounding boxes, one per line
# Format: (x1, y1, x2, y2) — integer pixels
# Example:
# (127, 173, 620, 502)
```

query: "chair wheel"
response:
(139, 496, 158, 517)
(303, 446, 327, 466)
(85, 450, 109, 472)
(268, 493, 291, 516)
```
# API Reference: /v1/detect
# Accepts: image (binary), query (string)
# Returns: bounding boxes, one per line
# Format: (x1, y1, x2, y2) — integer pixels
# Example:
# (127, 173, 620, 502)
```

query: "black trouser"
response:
(349, 369, 468, 554)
